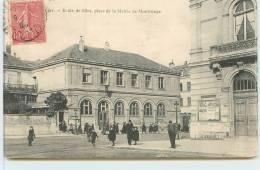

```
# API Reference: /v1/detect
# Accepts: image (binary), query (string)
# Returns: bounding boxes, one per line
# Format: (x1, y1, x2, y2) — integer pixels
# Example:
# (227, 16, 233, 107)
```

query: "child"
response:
(132, 127, 139, 145)
(91, 129, 98, 146)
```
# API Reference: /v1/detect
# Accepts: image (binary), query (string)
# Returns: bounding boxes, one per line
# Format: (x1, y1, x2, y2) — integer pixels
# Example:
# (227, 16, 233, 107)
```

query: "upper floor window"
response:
(100, 70, 108, 85)
(187, 82, 191, 91)
(180, 98, 183, 107)
(130, 102, 139, 115)
(158, 77, 164, 89)
(116, 72, 124, 86)
(144, 103, 152, 116)
(233, 71, 256, 91)
(188, 97, 192, 106)
(180, 83, 183, 92)
(131, 74, 138, 87)
(80, 99, 92, 115)
(234, 0, 255, 41)
(145, 75, 152, 88)
(83, 68, 92, 83)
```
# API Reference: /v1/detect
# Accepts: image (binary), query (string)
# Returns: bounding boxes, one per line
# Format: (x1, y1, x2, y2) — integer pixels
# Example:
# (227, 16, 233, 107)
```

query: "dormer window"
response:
(234, 0, 255, 41)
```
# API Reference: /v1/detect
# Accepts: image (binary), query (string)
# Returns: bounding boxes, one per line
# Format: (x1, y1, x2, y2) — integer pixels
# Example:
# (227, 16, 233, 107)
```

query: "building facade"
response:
(174, 62, 192, 132)
(189, 0, 257, 138)
(3, 53, 37, 114)
(4, 38, 181, 131)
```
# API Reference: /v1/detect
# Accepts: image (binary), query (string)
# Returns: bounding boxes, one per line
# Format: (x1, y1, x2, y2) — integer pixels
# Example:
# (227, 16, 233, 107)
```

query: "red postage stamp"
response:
(10, 0, 46, 44)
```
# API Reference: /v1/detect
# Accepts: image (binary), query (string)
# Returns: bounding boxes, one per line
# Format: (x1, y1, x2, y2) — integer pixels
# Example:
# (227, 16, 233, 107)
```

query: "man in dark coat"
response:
(28, 126, 36, 146)
(126, 120, 134, 145)
(141, 122, 146, 134)
(91, 129, 98, 146)
(84, 123, 89, 134)
(121, 122, 126, 134)
(167, 121, 177, 148)
(108, 125, 117, 146)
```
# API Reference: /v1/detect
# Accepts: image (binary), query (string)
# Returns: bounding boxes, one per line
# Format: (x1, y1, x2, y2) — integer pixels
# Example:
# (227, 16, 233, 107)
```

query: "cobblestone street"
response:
(5, 133, 230, 159)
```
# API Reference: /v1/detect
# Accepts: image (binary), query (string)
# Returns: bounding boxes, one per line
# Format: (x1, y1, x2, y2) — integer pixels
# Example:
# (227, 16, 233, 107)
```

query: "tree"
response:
(44, 91, 68, 117)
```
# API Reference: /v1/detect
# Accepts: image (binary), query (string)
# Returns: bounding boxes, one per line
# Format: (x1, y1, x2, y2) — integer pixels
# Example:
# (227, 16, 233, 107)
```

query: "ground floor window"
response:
(130, 102, 139, 116)
(114, 101, 124, 115)
(80, 100, 92, 115)
(157, 103, 165, 117)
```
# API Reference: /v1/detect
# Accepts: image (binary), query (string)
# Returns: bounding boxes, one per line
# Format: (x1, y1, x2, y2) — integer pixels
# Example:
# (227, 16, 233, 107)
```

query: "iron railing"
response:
(4, 83, 37, 93)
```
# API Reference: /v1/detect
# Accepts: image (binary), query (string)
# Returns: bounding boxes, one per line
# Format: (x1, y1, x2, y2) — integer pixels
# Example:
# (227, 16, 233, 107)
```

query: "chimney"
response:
(169, 59, 175, 69)
(79, 36, 85, 52)
(104, 41, 110, 51)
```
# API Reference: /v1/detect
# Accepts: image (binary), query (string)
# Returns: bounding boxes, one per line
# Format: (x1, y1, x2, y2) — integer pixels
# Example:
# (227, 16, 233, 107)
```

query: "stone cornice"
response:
(38, 88, 180, 98)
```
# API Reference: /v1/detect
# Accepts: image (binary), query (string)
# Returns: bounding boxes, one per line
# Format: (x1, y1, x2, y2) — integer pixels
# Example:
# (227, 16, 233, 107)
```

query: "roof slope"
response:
(4, 52, 36, 70)
(38, 44, 179, 75)
(4, 44, 180, 75)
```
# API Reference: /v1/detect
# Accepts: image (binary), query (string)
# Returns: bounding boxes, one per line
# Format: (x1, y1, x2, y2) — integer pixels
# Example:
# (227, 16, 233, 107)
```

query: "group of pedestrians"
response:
(27, 120, 180, 149)
(140, 123, 159, 134)
(108, 120, 139, 146)
(83, 123, 98, 146)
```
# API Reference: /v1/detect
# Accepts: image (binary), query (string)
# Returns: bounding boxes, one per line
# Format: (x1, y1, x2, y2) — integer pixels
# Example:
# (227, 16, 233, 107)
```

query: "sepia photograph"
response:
(2, 0, 258, 160)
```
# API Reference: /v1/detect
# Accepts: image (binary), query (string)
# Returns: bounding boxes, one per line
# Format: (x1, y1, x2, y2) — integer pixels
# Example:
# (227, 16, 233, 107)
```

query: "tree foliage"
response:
(44, 91, 68, 117)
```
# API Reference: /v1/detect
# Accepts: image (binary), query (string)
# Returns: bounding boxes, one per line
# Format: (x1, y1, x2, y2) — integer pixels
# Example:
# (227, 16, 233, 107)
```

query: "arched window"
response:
(157, 103, 165, 117)
(234, 0, 255, 41)
(80, 99, 92, 115)
(144, 103, 153, 116)
(98, 101, 109, 112)
(114, 101, 124, 115)
(233, 71, 256, 91)
(130, 102, 139, 116)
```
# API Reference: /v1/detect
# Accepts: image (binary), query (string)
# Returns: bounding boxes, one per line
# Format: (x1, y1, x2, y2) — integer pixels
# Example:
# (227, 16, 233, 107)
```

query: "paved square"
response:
(5, 133, 254, 159)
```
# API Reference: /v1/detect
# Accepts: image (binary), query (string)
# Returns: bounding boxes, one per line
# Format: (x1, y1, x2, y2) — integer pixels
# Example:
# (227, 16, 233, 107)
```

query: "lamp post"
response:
(174, 101, 179, 124)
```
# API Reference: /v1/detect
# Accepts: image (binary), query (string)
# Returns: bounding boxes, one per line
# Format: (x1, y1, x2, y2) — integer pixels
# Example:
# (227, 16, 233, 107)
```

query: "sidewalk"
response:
(116, 137, 258, 158)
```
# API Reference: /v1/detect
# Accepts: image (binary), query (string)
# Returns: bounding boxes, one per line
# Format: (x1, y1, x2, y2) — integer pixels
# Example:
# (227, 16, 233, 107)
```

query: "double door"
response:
(234, 94, 257, 136)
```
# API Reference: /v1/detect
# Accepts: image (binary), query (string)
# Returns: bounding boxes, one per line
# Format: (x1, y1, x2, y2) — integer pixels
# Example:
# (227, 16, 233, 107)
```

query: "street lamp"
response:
(174, 101, 179, 124)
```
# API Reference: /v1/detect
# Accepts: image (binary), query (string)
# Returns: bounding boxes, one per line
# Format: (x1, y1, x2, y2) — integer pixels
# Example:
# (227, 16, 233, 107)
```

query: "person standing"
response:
(108, 125, 116, 146)
(141, 122, 146, 134)
(167, 121, 176, 148)
(84, 123, 89, 134)
(126, 120, 134, 145)
(132, 127, 139, 145)
(91, 129, 98, 146)
(121, 122, 126, 134)
(115, 123, 119, 134)
(28, 126, 36, 146)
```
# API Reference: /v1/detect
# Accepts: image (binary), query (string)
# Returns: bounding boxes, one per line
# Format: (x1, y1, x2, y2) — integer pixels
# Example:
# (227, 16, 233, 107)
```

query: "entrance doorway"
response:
(233, 71, 257, 136)
(98, 101, 109, 130)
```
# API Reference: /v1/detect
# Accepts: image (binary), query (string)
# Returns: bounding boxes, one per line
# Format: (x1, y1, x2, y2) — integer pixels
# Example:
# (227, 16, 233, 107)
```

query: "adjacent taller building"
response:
(189, 0, 257, 138)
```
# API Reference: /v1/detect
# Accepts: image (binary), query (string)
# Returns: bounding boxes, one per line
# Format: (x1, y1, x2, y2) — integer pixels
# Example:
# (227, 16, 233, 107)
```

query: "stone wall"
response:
(4, 114, 58, 136)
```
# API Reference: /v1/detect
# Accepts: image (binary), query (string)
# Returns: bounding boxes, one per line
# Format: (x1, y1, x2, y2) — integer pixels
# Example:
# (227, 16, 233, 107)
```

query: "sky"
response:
(6, 0, 191, 66)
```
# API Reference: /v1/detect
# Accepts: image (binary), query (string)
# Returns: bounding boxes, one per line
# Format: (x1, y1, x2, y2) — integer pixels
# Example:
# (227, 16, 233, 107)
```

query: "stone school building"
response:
(4, 38, 181, 131)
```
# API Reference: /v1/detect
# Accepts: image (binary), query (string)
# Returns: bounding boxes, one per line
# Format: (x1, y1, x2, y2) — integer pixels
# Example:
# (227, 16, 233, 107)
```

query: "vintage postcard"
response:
(3, 0, 258, 159)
